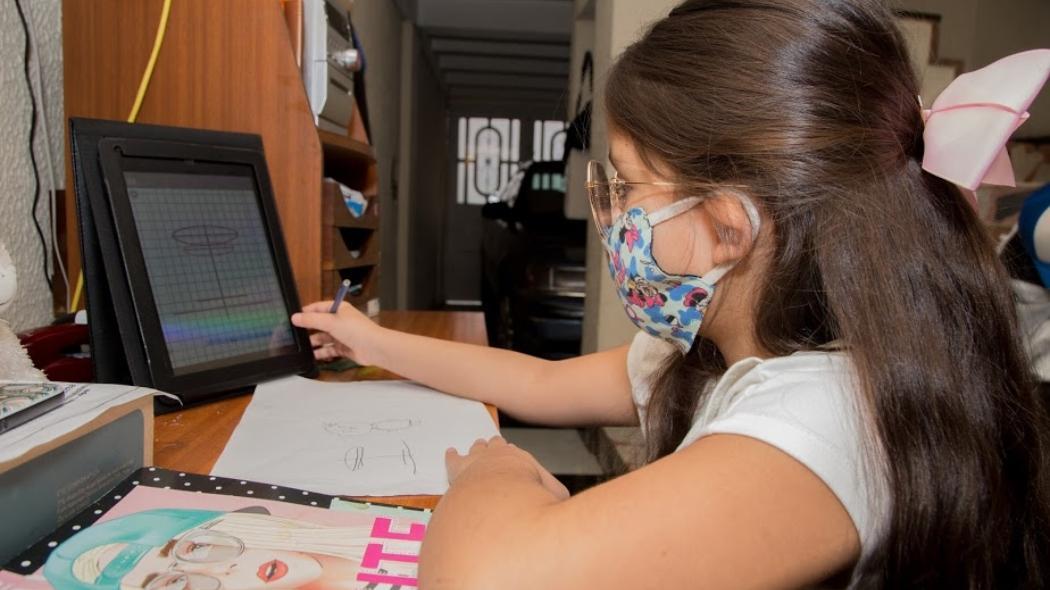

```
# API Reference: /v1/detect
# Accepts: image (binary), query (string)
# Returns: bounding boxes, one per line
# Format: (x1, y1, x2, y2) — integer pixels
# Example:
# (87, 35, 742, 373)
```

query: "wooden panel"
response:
(153, 311, 492, 509)
(281, 0, 303, 66)
(63, 0, 323, 305)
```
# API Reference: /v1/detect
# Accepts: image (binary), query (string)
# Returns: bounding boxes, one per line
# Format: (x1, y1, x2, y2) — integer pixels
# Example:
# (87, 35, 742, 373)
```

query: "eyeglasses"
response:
(586, 160, 676, 238)
(145, 529, 245, 590)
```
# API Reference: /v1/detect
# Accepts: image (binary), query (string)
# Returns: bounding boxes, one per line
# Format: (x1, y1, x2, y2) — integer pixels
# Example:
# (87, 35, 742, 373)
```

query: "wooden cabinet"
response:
(319, 131, 380, 307)
(61, 0, 379, 309)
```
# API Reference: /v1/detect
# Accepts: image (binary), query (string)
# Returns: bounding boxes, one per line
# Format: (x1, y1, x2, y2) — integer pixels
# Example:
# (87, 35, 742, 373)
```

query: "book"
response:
(0, 468, 431, 589)
(0, 383, 69, 435)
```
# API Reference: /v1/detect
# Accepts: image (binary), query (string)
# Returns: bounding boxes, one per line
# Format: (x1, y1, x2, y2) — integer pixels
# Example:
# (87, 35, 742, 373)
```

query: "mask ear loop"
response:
(648, 197, 703, 226)
(645, 192, 762, 283)
(740, 193, 762, 241)
(695, 192, 763, 284)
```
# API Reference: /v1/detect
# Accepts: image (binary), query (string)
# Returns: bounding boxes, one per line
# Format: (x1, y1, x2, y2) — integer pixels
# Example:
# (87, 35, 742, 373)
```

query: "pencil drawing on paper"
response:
(345, 440, 418, 475)
(323, 418, 421, 438)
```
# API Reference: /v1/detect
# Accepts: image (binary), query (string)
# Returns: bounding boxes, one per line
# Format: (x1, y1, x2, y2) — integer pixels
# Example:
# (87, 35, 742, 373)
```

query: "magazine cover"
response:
(0, 468, 430, 589)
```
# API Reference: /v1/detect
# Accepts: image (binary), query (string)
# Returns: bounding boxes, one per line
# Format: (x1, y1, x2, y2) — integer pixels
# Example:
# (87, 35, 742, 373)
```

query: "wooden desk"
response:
(154, 310, 493, 509)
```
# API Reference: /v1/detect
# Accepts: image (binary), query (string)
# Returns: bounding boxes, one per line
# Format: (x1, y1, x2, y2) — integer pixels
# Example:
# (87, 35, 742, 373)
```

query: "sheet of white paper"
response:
(211, 376, 501, 496)
(0, 382, 156, 464)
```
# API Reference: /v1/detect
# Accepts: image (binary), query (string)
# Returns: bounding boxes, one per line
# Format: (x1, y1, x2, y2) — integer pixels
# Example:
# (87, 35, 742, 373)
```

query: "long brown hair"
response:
(605, 0, 1050, 586)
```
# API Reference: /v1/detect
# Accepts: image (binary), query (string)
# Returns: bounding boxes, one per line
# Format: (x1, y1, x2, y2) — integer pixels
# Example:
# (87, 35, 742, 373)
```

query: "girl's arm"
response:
(421, 435, 860, 590)
(291, 303, 638, 427)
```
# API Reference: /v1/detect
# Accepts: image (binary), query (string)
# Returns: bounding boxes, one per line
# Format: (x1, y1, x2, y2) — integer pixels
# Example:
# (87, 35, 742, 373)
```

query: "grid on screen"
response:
(127, 181, 295, 372)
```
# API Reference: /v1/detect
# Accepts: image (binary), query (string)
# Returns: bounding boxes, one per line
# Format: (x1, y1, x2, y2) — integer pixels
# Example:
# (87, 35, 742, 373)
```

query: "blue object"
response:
(1018, 183, 1050, 288)
(342, 187, 368, 217)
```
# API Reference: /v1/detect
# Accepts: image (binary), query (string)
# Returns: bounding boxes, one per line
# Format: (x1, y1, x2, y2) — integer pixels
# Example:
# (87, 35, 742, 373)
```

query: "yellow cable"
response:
(70, 266, 83, 312)
(71, 0, 172, 312)
(127, 0, 172, 124)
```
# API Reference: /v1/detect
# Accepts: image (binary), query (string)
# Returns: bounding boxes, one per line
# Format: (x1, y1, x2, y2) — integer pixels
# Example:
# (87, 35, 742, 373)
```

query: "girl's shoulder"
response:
(627, 332, 886, 563)
(626, 332, 855, 410)
(697, 347, 887, 566)
(693, 348, 863, 455)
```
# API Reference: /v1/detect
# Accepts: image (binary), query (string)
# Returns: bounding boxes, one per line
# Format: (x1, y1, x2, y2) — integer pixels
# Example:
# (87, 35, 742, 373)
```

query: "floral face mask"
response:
(586, 159, 759, 353)
(603, 196, 759, 354)
(604, 199, 715, 352)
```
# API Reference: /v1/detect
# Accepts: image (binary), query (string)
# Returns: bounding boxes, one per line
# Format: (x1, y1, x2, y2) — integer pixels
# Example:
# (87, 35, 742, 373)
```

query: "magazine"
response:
(0, 468, 431, 589)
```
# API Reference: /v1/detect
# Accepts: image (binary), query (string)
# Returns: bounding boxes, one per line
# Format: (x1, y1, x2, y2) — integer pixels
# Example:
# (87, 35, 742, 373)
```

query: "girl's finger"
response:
(314, 345, 342, 361)
(445, 448, 465, 477)
(310, 332, 334, 347)
(291, 311, 339, 332)
(302, 301, 337, 313)
(539, 469, 570, 500)
(469, 438, 489, 454)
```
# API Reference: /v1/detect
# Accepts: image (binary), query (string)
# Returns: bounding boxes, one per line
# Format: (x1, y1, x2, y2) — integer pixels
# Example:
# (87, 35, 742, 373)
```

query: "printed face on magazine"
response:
(79, 520, 351, 590)
(126, 546, 323, 589)
(41, 500, 403, 590)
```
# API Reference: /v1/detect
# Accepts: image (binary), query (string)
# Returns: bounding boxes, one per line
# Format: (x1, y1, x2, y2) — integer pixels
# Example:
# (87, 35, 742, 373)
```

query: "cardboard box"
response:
(0, 394, 152, 564)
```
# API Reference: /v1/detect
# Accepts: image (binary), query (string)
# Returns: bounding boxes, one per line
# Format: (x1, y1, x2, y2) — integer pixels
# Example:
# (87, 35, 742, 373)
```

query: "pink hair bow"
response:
(922, 48, 1050, 191)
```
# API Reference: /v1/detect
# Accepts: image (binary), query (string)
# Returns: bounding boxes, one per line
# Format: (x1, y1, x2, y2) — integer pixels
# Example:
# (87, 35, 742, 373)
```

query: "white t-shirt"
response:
(627, 332, 889, 579)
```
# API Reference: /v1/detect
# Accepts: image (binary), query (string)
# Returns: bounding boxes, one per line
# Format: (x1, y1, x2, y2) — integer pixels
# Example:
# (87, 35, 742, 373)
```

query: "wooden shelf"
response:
(332, 203, 379, 230)
(318, 129, 376, 164)
(322, 180, 379, 229)
(322, 266, 378, 304)
(324, 249, 379, 271)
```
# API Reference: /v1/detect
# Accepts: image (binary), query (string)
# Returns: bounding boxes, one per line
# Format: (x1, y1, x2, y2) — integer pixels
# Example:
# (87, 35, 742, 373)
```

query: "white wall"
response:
(0, 0, 63, 331)
(968, 0, 1050, 136)
(397, 21, 416, 309)
(893, 0, 980, 65)
(395, 21, 449, 309)
(351, 0, 405, 308)
(415, 0, 573, 36)
(406, 27, 449, 309)
(581, 0, 681, 354)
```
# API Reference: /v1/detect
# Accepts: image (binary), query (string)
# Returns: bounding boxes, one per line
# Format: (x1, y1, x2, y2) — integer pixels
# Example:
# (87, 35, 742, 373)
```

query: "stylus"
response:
(330, 279, 353, 313)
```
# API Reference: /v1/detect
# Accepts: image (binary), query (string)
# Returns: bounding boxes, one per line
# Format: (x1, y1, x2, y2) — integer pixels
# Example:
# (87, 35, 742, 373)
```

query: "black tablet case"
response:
(69, 118, 315, 411)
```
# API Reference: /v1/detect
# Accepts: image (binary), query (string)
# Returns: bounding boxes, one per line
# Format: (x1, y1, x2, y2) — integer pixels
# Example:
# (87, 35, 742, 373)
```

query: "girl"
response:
(293, 1, 1050, 587)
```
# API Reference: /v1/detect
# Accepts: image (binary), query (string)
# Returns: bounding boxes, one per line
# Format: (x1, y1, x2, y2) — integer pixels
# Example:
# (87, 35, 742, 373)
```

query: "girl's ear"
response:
(707, 192, 759, 266)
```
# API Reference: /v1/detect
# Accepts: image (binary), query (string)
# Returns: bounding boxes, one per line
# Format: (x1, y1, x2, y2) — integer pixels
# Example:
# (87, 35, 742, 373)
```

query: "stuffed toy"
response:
(0, 242, 46, 381)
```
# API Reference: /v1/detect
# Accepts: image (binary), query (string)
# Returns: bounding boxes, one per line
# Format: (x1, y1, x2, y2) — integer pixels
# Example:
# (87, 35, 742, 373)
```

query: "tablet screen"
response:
(123, 170, 297, 376)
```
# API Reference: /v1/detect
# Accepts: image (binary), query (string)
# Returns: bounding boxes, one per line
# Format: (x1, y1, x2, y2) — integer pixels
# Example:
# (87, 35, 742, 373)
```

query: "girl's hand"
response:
(291, 301, 383, 366)
(446, 436, 570, 501)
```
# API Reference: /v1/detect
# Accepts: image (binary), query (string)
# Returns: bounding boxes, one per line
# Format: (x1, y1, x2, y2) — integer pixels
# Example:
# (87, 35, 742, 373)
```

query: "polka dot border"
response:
(3, 464, 430, 575)
(3, 467, 430, 575)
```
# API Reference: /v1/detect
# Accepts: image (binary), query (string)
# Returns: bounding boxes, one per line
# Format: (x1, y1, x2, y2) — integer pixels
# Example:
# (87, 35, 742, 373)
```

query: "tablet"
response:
(71, 119, 315, 405)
